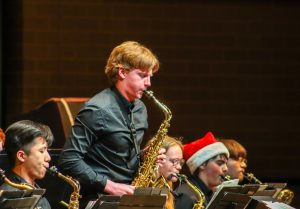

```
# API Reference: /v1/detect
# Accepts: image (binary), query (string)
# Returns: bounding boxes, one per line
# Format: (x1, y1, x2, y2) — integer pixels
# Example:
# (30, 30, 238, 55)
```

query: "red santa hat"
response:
(184, 131, 229, 174)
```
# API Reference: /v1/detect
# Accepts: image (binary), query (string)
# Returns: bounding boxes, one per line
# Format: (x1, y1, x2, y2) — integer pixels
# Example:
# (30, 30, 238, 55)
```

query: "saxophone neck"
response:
(176, 174, 205, 206)
(46, 166, 80, 191)
(144, 90, 172, 120)
(0, 168, 34, 190)
(244, 172, 262, 184)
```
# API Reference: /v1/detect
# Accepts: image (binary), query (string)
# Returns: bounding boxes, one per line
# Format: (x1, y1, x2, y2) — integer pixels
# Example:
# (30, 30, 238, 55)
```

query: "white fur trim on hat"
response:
(186, 142, 229, 174)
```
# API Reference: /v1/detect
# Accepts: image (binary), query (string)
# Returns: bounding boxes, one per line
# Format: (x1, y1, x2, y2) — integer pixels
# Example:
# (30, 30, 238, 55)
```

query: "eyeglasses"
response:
(168, 158, 185, 167)
(232, 157, 247, 164)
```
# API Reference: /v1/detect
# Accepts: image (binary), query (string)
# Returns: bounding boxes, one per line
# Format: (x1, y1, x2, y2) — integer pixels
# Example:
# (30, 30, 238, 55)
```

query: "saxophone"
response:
(132, 90, 172, 187)
(0, 168, 39, 209)
(243, 172, 294, 205)
(177, 174, 205, 209)
(47, 166, 81, 209)
(0, 168, 34, 190)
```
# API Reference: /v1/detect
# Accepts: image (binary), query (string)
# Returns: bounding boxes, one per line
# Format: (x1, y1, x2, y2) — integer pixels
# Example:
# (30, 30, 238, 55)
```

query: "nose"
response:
(144, 75, 151, 87)
(241, 161, 247, 168)
(175, 163, 183, 171)
(45, 151, 51, 162)
(222, 164, 228, 173)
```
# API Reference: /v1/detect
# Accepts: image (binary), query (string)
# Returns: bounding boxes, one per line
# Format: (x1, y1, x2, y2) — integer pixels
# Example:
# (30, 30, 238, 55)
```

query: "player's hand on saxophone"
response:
(156, 148, 167, 167)
(104, 179, 135, 196)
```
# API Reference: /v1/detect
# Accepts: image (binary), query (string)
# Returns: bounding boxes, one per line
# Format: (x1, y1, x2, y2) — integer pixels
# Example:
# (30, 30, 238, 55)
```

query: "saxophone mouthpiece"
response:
(167, 174, 179, 181)
(143, 90, 153, 98)
(46, 166, 59, 176)
(174, 173, 188, 183)
(221, 175, 231, 181)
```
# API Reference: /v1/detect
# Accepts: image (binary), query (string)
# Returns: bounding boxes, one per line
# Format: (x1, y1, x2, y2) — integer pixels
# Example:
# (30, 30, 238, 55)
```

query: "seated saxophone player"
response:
(57, 41, 167, 209)
(0, 120, 54, 209)
(175, 132, 229, 209)
(147, 135, 184, 209)
(220, 138, 295, 205)
(218, 139, 247, 183)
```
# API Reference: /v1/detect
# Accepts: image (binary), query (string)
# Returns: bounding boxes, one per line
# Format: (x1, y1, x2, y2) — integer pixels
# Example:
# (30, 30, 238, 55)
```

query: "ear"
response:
(16, 150, 27, 163)
(199, 164, 206, 171)
(118, 68, 126, 79)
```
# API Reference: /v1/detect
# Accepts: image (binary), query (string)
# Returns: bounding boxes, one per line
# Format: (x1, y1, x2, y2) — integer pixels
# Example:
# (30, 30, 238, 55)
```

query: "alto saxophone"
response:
(0, 168, 34, 190)
(244, 172, 294, 205)
(132, 90, 172, 187)
(0, 168, 40, 209)
(47, 166, 81, 209)
(177, 174, 205, 209)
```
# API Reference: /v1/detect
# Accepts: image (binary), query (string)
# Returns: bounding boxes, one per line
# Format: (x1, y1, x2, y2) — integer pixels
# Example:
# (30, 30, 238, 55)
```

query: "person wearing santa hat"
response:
(175, 131, 229, 209)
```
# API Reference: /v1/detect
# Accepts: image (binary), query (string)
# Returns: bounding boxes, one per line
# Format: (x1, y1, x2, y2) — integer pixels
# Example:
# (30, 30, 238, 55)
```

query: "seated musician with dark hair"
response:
(0, 120, 54, 209)
(175, 132, 229, 209)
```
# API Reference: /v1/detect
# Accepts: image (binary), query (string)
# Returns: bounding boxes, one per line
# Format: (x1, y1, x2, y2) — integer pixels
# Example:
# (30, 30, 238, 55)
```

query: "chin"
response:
(171, 177, 178, 183)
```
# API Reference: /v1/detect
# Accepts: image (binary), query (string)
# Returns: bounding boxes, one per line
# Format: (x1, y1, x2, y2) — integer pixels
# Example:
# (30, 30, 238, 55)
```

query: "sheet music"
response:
(263, 201, 295, 209)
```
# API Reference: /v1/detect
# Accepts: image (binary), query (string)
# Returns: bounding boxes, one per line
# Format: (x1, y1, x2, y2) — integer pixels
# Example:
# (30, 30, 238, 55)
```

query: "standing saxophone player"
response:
(58, 41, 166, 209)
(0, 120, 54, 209)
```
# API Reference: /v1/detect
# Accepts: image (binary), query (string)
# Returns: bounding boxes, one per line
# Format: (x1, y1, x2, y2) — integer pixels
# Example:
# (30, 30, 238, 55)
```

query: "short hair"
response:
(219, 139, 247, 159)
(147, 135, 183, 153)
(4, 120, 54, 167)
(105, 41, 159, 84)
(161, 136, 183, 152)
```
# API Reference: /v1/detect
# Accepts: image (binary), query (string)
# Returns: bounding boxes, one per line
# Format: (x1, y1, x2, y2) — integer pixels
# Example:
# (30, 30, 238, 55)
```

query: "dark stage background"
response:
(1, 0, 300, 208)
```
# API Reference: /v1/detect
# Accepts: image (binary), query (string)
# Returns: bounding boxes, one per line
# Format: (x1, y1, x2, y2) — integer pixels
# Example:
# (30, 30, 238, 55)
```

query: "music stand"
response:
(85, 195, 121, 209)
(85, 187, 168, 209)
(118, 187, 168, 209)
(240, 184, 261, 196)
(264, 182, 287, 199)
(207, 192, 251, 209)
(207, 184, 253, 209)
(0, 189, 43, 209)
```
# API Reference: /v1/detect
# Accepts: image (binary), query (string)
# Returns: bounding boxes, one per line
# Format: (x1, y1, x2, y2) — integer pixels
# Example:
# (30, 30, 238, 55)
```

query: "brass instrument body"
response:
(276, 189, 294, 205)
(132, 90, 172, 187)
(177, 174, 205, 209)
(47, 166, 81, 209)
(243, 172, 294, 205)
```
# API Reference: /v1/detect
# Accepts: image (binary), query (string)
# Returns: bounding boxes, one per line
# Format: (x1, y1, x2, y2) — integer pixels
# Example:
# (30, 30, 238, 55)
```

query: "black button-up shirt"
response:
(58, 86, 148, 199)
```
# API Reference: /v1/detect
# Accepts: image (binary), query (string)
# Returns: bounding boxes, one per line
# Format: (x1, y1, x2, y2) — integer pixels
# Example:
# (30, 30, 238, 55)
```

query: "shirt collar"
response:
(111, 85, 135, 112)
(190, 175, 213, 198)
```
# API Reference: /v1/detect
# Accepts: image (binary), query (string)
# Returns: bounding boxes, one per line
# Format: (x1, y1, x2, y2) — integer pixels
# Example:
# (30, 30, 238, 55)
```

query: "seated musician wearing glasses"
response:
(218, 139, 247, 183)
(175, 132, 229, 209)
(148, 135, 184, 209)
(0, 120, 54, 209)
